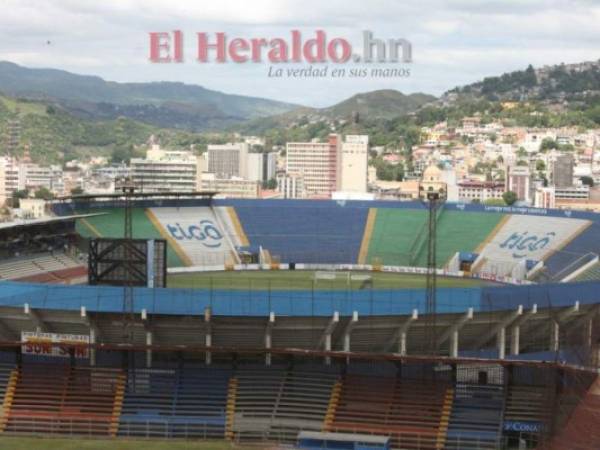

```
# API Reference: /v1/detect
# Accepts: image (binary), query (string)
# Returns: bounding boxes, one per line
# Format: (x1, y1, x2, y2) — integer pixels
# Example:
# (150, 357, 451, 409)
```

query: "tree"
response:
(111, 144, 136, 164)
(262, 178, 277, 190)
(374, 160, 404, 181)
(502, 190, 518, 206)
(11, 189, 29, 208)
(539, 138, 558, 152)
(484, 198, 506, 206)
(34, 187, 54, 200)
(535, 160, 546, 171)
(580, 176, 594, 187)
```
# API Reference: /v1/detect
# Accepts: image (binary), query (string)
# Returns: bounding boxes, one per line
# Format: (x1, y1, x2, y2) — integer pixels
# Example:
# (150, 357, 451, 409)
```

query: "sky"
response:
(0, 0, 599, 107)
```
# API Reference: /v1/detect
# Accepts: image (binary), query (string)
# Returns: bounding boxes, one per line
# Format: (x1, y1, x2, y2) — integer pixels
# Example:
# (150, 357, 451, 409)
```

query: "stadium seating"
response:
(231, 366, 287, 440)
(267, 368, 339, 442)
(366, 208, 427, 266)
(118, 367, 229, 438)
(0, 252, 83, 282)
(76, 208, 185, 267)
(329, 374, 450, 449)
(233, 203, 368, 264)
(503, 385, 551, 427)
(445, 383, 504, 449)
(366, 209, 503, 267)
(542, 222, 600, 280)
(416, 211, 504, 268)
(65, 200, 600, 274)
(572, 262, 600, 282)
(148, 207, 236, 266)
(476, 214, 590, 277)
(5, 364, 123, 435)
(0, 359, 593, 447)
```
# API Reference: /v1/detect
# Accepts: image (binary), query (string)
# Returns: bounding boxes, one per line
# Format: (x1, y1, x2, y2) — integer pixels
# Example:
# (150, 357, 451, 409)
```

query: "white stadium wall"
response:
(475, 214, 590, 277)
(149, 207, 239, 266)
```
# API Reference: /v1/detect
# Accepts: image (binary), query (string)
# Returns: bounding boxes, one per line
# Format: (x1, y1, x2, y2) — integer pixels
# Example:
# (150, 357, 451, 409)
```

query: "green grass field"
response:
(0, 437, 260, 450)
(167, 270, 489, 290)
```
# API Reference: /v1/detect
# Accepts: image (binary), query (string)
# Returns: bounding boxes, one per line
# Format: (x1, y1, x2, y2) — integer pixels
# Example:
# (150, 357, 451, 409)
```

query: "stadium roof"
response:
(55, 191, 218, 201)
(0, 213, 102, 231)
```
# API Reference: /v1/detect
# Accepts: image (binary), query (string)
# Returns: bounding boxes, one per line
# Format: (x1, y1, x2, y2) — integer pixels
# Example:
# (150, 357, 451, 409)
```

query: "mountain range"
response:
(0, 61, 298, 131)
(1, 59, 599, 165)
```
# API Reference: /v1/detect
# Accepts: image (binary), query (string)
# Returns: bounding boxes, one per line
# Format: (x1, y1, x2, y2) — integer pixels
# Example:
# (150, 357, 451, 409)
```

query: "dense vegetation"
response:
(0, 61, 297, 131)
(0, 95, 236, 164)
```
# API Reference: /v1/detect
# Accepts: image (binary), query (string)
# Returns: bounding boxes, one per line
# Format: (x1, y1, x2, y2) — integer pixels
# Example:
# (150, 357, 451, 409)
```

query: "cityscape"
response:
(1, 99, 598, 218)
(1, 1, 600, 450)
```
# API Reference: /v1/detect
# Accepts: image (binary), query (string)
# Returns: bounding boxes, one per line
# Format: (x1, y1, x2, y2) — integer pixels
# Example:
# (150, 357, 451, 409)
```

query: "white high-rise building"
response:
(277, 172, 306, 199)
(130, 145, 198, 193)
(0, 158, 6, 206)
(506, 165, 532, 204)
(247, 152, 277, 183)
(286, 134, 341, 197)
(206, 143, 249, 179)
(0, 156, 22, 204)
(339, 135, 369, 193)
(21, 163, 64, 195)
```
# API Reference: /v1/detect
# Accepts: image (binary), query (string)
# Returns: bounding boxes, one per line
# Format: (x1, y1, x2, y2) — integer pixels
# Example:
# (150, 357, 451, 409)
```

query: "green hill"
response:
(445, 60, 600, 105)
(321, 90, 435, 119)
(0, 61, 299, 131)
(0, 94, 215, 164)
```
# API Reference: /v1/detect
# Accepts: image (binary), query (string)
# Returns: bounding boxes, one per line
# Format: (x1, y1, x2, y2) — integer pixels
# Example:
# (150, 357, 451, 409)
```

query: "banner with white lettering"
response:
(21, 331, 90, 359)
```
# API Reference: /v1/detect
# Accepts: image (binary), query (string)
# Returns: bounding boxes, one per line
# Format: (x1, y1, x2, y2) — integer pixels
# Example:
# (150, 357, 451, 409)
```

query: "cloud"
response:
(0, 0, 598, 106)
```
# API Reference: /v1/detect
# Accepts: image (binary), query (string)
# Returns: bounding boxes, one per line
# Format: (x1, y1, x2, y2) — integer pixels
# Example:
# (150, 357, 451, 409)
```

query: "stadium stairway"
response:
(0, 365, 17, 432)
(444, 383, 504, 450)
(5, 364, 122, 436)
(267, 368, 338, 442)
(230, 366, 287, 441)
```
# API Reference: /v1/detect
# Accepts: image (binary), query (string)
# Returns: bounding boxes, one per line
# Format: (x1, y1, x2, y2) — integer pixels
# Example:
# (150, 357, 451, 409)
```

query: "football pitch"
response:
(0, 437, 259, 450)
(167, 270, 491, 290)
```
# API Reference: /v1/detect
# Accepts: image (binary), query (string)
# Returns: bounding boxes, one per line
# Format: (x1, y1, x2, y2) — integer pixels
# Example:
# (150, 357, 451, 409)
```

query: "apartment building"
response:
(276, 171, 306, 199)
(458, 180, 505, 202)
(247, 152, 277, 183)
(339, 135, 369, 193)
(286, 134, 341, 197)
(199, 174, 259, 198)
(206, 143, 249, 179)
(130, 145, 199, 193)
(506, 165, 532, 203)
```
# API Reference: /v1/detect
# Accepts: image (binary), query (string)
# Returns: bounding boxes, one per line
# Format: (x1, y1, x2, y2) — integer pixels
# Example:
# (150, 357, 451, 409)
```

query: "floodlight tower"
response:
(118, 179, 136, 341)
(418, 180, 447, 355)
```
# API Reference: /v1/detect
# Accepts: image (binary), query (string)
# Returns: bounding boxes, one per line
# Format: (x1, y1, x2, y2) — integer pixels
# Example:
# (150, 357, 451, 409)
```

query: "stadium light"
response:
(418, 180, 447, 356)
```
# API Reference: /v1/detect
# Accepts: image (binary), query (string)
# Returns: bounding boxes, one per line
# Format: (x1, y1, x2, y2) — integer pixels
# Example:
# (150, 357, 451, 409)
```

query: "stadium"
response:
(0, 195, 599, 449)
